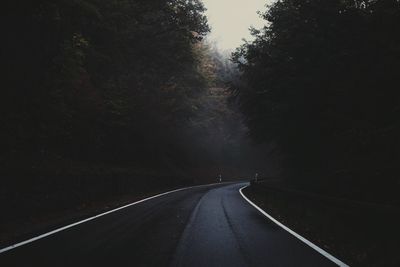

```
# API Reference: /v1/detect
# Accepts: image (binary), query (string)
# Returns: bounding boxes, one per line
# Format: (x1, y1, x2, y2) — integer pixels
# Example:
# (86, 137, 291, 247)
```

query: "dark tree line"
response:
(2, 0, 212, 165)
(1, 0, 258, 200)
(233, 0, 400, 200)
(1, 0, 251, 220)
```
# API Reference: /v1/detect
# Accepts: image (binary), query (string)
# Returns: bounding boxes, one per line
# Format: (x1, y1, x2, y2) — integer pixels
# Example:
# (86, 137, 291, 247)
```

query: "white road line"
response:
(0, 182, 226, 254)
(239, 185, 350, 267)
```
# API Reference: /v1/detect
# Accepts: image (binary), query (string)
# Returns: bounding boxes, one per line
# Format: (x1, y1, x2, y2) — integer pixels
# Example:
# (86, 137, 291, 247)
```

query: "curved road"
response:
(0, 183, 337, 267)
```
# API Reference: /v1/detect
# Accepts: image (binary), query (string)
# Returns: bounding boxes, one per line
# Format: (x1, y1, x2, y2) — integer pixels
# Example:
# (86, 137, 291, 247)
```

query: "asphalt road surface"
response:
(0, 183, 338, 267)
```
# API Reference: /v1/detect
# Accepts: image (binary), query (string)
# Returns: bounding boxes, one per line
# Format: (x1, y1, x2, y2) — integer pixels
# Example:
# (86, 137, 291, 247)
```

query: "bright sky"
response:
(202, 0, 271, 51)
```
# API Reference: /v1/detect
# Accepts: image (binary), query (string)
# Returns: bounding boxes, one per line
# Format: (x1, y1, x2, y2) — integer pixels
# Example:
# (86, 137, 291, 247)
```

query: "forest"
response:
(1, 0, 400, 252)
(233, 0, 400, 204)
(1, 0, 264, 228)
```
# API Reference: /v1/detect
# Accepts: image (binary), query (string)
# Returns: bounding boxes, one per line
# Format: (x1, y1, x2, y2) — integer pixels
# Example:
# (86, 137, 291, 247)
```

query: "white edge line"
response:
(239, 185, 350, 267)
(0, 182, 225, 254)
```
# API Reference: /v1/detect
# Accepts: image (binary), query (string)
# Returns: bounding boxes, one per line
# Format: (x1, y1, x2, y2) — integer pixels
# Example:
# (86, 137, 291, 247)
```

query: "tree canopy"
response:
(233, 0, 400, 193)
(2, 0, 210, 161)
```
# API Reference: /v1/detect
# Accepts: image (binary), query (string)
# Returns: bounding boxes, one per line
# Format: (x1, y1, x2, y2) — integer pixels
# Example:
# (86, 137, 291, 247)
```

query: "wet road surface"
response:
(0, 183, 337, 267)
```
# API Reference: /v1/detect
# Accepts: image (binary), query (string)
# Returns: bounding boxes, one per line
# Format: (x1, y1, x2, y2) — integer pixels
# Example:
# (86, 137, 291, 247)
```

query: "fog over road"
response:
(0, 183, 337, 267)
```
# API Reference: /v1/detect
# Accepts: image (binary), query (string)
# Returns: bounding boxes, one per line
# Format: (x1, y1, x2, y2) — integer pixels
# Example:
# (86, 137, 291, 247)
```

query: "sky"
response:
(202, 0, 271, 51)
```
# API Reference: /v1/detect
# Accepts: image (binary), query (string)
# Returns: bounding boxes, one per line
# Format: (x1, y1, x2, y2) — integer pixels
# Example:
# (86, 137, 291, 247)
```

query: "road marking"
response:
(239, 185, 350, 267)
(0, 182, 227, 254)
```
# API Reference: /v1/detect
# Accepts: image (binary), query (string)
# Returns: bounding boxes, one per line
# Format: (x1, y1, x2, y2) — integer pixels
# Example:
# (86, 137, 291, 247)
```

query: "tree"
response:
(1, 0, 211, 161)
(233, 0, 400, 189)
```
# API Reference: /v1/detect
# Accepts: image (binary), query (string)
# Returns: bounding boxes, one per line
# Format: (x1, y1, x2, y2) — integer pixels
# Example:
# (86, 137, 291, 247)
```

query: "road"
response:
(0, 183, 338, 267)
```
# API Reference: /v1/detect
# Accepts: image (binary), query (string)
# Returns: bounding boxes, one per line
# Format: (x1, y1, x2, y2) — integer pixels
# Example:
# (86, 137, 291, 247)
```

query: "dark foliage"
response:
(1, 1, 261, 229)
(233, 0, 400, 199)
(2, 0, 211, 165)
(1, 0, 255, 231)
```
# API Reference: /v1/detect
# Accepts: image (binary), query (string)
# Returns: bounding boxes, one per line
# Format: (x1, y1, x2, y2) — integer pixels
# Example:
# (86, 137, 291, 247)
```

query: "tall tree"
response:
(233, 0, 400, 190)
